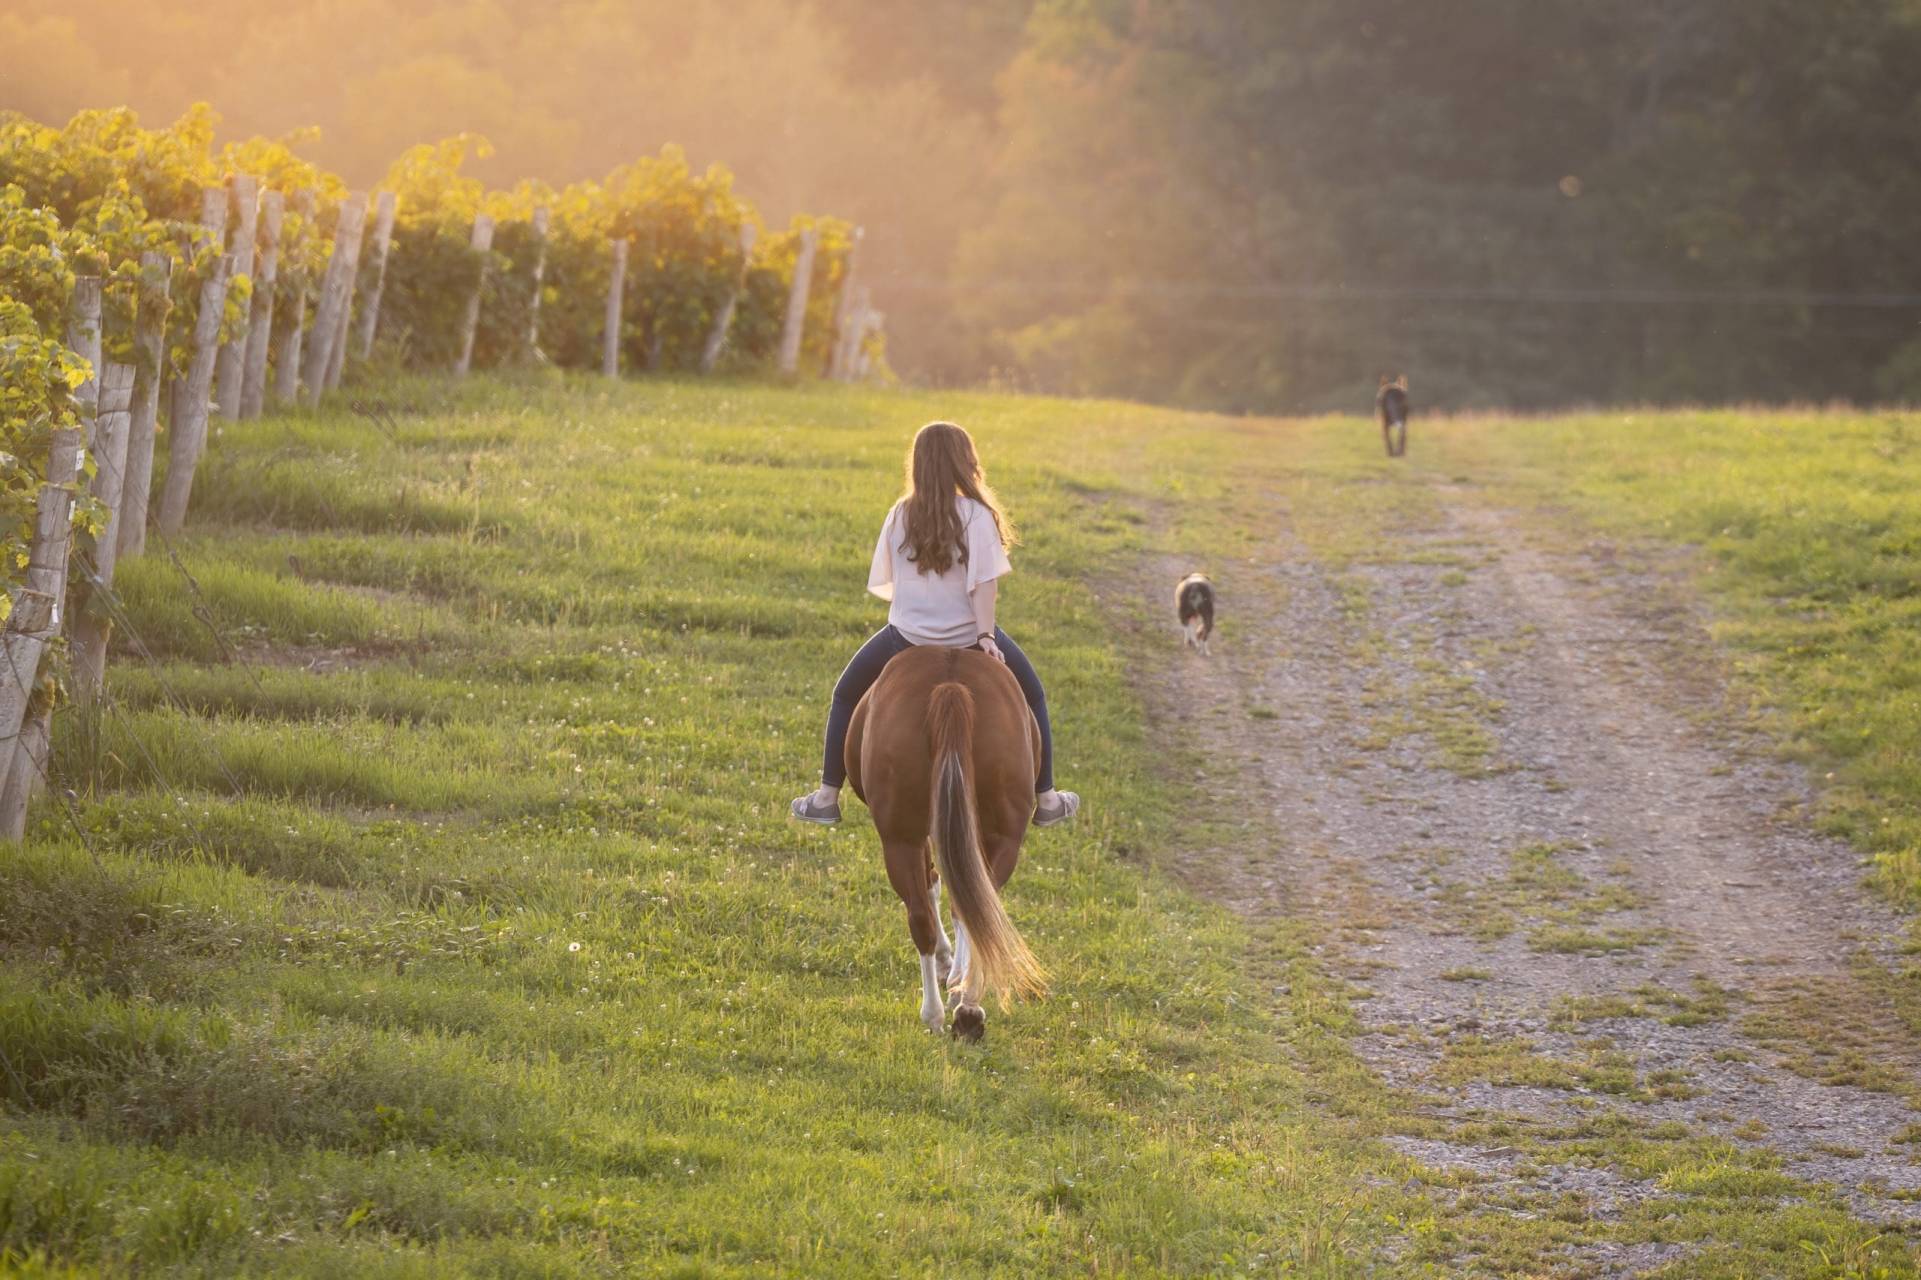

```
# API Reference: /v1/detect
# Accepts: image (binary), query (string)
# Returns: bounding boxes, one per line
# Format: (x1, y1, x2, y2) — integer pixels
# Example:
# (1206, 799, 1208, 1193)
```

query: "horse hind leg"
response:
(952, 919, 988, 1040)
(948, 919, 970, 998)
(952, 949, 986, 1041)
(885, 839, 946, 1032)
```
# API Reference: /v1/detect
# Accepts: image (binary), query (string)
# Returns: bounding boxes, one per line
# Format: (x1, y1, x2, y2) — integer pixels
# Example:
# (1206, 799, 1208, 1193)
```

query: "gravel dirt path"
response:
(1127, 476, 1921, 1267)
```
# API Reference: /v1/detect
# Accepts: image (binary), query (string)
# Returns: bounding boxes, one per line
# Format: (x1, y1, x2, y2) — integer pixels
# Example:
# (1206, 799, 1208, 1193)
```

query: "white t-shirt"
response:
(867, 496, 1013, 647)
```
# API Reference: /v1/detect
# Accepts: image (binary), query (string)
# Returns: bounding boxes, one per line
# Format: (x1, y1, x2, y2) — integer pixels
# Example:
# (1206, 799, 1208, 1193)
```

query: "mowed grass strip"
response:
(1, 376, 1390, 1276)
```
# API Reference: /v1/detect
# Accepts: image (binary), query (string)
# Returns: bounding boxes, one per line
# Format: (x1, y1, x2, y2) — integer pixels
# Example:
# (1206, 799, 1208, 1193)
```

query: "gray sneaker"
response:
(1034, 790, 1081, 827)
(791, 792, 841, 825)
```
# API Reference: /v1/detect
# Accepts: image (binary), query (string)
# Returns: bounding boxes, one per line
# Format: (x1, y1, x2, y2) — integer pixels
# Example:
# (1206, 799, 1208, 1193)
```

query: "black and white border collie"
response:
(1176, 572, 1215, 655)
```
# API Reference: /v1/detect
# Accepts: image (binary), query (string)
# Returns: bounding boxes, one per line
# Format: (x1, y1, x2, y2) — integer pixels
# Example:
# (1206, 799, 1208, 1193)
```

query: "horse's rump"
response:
(852, 646, 1045, 1007)
(847, 646, 1035, 824)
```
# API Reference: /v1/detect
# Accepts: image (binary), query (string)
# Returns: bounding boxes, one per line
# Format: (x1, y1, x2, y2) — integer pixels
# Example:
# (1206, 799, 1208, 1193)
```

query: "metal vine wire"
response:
(880, 276, 1921, 309)
(81, 397, 277, 704)
(349, 398, 401, 441)
(70, 560, 249, 801)
(157, 534, 272, 702)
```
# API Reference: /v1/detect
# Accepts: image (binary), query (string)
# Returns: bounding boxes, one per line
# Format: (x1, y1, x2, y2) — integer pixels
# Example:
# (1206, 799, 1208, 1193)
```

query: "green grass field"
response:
(2, 375, 1918, 1276)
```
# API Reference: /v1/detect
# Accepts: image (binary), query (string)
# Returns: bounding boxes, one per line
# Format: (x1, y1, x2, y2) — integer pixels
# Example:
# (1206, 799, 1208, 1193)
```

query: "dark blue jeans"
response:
(820, 625, 1055, 792)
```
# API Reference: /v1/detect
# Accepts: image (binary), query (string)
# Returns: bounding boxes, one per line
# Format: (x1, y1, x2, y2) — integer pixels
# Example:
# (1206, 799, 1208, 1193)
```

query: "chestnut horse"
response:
(845, 645, 1047, 1040)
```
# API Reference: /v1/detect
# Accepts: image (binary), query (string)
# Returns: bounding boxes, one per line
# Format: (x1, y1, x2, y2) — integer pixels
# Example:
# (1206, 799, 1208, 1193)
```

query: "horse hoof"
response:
(950, 1005, 985, 1042)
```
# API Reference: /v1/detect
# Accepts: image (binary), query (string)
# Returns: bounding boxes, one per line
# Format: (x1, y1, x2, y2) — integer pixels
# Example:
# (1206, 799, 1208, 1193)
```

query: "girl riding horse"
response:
(791, 421, 1079, 829)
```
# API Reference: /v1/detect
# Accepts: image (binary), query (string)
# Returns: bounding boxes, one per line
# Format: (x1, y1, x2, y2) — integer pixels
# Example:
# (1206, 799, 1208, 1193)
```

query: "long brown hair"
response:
(897, 422, 1015, 575)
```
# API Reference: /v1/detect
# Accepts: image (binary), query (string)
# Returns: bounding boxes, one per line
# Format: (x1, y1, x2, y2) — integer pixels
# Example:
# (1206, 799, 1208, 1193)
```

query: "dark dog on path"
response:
(1377, 374, 1410, 458)
(1176, 573, 1215, 655)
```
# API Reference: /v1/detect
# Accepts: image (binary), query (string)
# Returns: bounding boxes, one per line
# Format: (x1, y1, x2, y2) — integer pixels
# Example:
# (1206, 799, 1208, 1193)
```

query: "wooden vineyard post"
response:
(525, 205, 550, 358)
(0, 280, 104, 839)
(70, 363, 136, 701)
(829, 225, 863, 380)
(836, 285, 871, 380)
(239, 189, 283, 420)
(302, 191, 367, 407)
(831, 310, 855, 381)
(273, 188, 317, 405)
(635, 228, 667, 371)
(67, 275, 102, 426)
(155, 254, 234, 537)
(324, 198, 374, 392)
(187, 183, 223, 421)
(0, 584, 55, 843)
(777, 226, 818, 376)
(118, 252, 172, 560)
(855, 308, 886, 379)
(453, 212, 495, 375)
(700, 223, 758, 374)
(198, 184, 227, 257)
(603, 238, 628, 378)
(354, 190, 397, 359)
(213, 173, 259, 420)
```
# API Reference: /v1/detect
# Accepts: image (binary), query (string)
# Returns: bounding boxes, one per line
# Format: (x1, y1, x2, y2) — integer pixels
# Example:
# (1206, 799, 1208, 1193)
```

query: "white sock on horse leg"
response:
(918, 952, 944, 1032)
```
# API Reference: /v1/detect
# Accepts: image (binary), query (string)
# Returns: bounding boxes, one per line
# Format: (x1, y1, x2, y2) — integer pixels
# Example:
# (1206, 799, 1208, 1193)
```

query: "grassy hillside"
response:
(0, 376, 1392, 1276)
(2, 376, 1917, 1276)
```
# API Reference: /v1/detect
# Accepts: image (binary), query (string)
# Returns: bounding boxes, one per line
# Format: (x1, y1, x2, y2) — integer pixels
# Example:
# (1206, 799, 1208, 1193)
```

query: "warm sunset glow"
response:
(7, 2, 1919, 409)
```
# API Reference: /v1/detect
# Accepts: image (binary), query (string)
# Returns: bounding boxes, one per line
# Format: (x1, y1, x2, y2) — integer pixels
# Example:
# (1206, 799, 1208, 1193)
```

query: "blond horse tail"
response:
(927, 681, 1046, 1005)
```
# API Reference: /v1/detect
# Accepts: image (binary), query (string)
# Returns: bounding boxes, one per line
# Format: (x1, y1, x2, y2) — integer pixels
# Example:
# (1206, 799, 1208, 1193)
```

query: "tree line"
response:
(955, 0, 1921, 411)
(7, 0, 1920, 411)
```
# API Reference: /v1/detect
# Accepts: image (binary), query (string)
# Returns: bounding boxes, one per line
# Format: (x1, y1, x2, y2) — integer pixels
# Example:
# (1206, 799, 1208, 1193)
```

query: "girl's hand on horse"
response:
(978, 634, 1007, 664)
